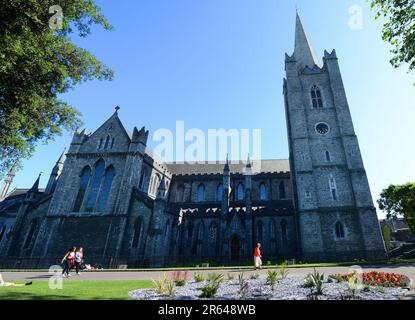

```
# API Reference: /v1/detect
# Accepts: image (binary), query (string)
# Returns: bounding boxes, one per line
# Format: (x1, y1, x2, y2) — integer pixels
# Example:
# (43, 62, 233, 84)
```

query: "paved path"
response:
(2, 264, 414, 288)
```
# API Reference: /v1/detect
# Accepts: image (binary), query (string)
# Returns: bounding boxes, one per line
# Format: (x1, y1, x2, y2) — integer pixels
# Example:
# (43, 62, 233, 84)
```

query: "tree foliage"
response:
(370, 0, 415, 79)
(0, 0, 114, 177)
(378, 183, 415, 233)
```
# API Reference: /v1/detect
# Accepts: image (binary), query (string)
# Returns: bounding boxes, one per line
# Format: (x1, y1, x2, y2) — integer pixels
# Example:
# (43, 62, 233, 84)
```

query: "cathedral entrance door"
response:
(231, 236, 240, 261)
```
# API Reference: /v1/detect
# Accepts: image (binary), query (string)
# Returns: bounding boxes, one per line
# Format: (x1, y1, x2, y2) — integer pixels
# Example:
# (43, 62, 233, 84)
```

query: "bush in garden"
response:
(172, 271, 189, 287)
(267, 270, 278, 291)
(194, 272, 205, 283)
(152, 273, 168, 295)
(278, 261, 289, 280)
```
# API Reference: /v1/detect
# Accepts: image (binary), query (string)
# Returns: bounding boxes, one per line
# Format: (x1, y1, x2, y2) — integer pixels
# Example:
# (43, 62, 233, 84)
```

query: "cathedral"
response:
(0, 15, 387, 268)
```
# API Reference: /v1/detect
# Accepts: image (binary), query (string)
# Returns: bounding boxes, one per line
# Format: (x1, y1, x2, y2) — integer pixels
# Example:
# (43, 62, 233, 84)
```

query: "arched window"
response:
(329, 175, 338, 201)
(85, 160, 105, 212)
(104, 135, 111, 149)
(281, 220, 288, 244)
(279, 182, 286, 200)
(325, 150, 331, 162)
(132, 218, 142, 248)
(151, 174, 160, 195)
(73, 166, 92, 212)
(196, 184, 205, 202)
(216, 184, 224, 201)
(311, 85, 323, 108)
(259, 183, 267, 201)
(176, 185, 184, 202)
(0, 225, 6, 243)
(139, 168, 148, 190)
(110, 137, 115, 149)
(335, 222, 345, 239)
(237, 183, 244, 201)
(23, 220, 38, 249)
(98, 138, 103, 150)
(257, 221, 264, 243)
(97, 166, 115, 212)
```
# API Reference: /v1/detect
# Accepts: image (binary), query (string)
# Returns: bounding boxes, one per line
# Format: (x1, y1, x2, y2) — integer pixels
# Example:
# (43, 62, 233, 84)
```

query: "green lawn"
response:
(0, 280, 153, 300)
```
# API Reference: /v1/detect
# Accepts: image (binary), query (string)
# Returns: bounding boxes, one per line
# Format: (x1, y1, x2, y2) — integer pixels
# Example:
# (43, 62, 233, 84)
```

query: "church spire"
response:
(294, 12, 320, 69)
(29, 173, 41, 193)
(45, 149, 66, 194)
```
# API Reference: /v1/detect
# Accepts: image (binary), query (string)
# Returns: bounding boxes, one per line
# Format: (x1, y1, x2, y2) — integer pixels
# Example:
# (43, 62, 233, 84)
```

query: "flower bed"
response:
(330, 271, 410, 288)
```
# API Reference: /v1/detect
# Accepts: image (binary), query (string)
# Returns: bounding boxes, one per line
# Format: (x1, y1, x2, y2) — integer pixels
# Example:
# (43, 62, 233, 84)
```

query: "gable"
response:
(79, 112, 132, 154)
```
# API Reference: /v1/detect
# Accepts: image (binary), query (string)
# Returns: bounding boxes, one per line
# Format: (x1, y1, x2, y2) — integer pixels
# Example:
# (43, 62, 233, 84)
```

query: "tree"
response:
(378, 183, 415, 234)
(0, 0, 114, 177)
(370, 0, 415, 81)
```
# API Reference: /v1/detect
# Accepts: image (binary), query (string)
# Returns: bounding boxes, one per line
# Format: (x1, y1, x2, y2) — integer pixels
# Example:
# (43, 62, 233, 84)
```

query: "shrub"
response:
(194, 272, 205, 283)
(250, 273, 260, 280)
(172, 271, 189, 287)
(267, 270, 278, 291)
(278, 261, 289, 280)
(201, 274, 223, 299)
(238, 273, 246, 286)
(304, 274, 315, 288)
(166, 279, 175, 299)
(308, 268, 324, 295)
(207, 273, 224, 284)
(152, 273, 168, 295)
(227, 273, 234, 281)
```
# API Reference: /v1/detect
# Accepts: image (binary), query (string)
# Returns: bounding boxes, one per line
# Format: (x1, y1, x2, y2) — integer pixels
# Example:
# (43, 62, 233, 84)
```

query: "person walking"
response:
(61, 247, 76, 278)
(254, 243, 262, 270)
(74, 247, 84, 275)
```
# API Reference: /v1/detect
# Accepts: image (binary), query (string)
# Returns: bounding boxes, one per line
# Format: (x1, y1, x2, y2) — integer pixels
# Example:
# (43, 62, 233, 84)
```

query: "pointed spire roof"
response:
(29, 173, 41, 193)
(57, 148, 66, 164)
(294, 12, 320, 69)
(224, 154, 230, 172)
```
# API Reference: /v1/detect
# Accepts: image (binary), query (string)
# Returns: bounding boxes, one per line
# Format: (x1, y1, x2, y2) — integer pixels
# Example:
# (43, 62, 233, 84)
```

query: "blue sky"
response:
(7, 0, 415, 218)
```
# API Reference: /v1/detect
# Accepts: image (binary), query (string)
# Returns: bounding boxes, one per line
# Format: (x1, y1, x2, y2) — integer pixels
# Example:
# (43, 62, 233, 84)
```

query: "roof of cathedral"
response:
(166, 159, 290, 176)
(294, 12, 320, 69)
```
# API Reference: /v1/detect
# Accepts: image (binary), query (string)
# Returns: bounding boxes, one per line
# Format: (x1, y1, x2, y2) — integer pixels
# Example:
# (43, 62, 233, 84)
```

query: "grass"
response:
(1, 258, 414, 273)
(0, 280, 153, 300)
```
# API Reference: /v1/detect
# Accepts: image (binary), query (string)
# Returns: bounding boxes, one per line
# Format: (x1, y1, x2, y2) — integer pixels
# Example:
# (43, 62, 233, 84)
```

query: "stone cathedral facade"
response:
(0, 15, 386, 268)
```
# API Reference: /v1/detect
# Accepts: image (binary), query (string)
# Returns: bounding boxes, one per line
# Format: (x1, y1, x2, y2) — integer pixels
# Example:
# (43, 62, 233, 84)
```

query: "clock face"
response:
(315, 123, 329, 135)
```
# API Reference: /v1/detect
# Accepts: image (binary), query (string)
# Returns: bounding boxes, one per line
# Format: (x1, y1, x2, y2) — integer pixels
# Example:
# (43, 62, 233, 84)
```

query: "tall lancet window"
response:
(97, 166, 115, 212)
(311, 85, 323, 108)
(279, 182, 286, 200)
(216, 184, 224, 201)
(73, 166, 92, 212)
(236, 183, 244, 201)
(335, 221, 345, 239)
(104, 135, 111, 149)
(329, 175, 338, 201)
(259, 183, 267, 200)
(196, 184, 205, 202)
(85, 159, 105, 212)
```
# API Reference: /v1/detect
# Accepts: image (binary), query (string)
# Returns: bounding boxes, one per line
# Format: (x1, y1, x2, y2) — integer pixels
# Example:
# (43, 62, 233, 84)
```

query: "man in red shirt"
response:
(254, 243, 262, 270)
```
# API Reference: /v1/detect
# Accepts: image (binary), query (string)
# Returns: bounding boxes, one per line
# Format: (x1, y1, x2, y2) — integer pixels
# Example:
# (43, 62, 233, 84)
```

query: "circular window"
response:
(315, 123, 330, 135)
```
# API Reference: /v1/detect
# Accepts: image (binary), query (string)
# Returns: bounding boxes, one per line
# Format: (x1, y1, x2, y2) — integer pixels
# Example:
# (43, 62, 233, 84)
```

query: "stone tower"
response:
(283, 13, 386, 261)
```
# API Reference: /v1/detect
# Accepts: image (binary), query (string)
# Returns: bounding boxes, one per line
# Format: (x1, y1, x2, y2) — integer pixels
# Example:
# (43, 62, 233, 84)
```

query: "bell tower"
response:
(284, 13, 386, 261)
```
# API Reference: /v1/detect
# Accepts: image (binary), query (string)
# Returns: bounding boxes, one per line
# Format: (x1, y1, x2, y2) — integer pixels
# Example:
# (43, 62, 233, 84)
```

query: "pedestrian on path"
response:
(254, 243, 262, 270)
